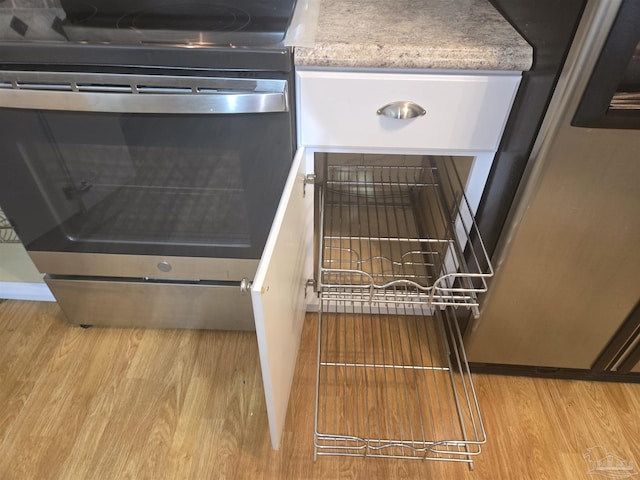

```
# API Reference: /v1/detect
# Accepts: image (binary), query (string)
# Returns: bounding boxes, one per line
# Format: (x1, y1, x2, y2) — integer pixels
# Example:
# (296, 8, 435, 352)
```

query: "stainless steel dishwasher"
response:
(311, 153, 493, 465)
(466, 0, 640, 377)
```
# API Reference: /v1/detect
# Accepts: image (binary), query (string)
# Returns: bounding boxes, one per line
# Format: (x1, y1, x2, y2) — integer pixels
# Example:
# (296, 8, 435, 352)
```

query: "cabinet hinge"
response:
(303, 174, 316, 198)
(305, 278, 316, 298)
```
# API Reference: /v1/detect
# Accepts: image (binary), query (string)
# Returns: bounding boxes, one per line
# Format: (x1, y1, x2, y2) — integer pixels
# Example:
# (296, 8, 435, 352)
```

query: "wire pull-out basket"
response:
(317, 160, 493, 316)
(314, 159, 490, 466)
(315, 302, 485, 463)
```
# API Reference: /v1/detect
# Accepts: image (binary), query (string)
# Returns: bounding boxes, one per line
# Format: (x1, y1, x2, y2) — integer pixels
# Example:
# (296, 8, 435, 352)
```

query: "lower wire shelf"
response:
(314, 298, 486, 463)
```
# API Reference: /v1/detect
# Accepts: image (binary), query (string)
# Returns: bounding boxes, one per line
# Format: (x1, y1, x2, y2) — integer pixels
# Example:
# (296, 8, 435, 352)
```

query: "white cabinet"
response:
(252, 68, 521, 451)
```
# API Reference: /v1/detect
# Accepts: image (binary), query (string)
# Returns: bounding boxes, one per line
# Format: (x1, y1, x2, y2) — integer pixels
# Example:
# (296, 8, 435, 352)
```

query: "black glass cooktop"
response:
(59, 0, 298, 47)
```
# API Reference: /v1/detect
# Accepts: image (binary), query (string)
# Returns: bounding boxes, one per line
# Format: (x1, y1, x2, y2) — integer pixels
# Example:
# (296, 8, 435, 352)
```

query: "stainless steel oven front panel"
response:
(45, 276, 256, 330)
(29, 251, 259, 281)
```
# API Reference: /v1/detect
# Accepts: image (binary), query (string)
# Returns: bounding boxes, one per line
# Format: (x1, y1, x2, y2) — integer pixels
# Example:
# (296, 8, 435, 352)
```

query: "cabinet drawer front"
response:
(297, 71, 521, 151)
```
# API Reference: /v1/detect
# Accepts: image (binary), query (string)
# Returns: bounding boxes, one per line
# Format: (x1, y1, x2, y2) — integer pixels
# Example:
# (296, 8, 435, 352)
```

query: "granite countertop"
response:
(294, 0, 533, 71)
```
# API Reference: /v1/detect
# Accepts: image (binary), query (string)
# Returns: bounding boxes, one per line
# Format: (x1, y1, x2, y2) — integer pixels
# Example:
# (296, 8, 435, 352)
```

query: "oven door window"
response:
(0, 109, 293, 259)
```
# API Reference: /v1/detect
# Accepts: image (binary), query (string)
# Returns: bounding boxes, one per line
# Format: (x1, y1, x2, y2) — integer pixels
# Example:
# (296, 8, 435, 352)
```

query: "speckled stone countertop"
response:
(294, 0, 533, 71)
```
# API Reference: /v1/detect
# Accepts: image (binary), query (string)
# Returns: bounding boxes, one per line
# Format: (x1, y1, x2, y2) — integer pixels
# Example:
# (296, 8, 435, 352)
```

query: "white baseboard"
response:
(0, 282, 55, 302)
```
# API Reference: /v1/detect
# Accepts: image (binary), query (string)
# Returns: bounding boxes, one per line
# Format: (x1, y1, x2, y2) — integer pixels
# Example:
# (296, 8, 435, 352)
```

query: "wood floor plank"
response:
(0, 311, 67, 448)
(0, 300, 639, 480)
(164, 377, 215, 480)
(128, 333, 200, 480)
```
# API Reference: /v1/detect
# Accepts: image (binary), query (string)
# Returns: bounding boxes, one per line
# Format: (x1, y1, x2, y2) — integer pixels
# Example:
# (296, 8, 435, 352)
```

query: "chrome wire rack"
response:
(314, 160, 490, 466)
(317, 162, 493, 314)
(314, 300, 486, 463)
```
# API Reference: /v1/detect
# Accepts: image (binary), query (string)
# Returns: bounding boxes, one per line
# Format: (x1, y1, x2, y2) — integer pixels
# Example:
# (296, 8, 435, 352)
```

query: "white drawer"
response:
(297, 70, 521, 152)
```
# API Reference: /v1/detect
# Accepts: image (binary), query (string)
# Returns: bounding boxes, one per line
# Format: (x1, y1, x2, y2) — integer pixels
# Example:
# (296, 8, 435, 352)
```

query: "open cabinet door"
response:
(251, 147, 311, 450)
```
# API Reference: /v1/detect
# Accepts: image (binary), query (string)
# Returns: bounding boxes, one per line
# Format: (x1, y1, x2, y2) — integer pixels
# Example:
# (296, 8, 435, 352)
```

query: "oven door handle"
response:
(0, 72, 289, 114)
(0, 88, 288, 114)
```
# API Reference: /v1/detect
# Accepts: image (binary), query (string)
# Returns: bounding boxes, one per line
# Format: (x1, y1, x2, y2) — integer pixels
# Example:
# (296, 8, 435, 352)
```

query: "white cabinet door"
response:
(251, 147, 311, 450)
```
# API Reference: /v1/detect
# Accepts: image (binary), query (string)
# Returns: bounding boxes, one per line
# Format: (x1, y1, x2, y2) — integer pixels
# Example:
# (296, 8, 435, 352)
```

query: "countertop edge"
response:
(294, 43, 533, 71)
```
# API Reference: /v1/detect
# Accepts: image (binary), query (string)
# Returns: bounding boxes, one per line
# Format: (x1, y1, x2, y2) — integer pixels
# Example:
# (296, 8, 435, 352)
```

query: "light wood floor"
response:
(0, 299, 639, 479)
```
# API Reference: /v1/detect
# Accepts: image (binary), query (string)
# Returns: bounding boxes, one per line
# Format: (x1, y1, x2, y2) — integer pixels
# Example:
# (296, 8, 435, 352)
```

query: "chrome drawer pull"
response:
(376, 101, 426, 119)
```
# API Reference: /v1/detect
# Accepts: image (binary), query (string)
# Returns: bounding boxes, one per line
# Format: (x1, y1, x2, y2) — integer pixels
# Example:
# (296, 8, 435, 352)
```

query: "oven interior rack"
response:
(314, 301, 486, 462)
(317, 162, 493, 312)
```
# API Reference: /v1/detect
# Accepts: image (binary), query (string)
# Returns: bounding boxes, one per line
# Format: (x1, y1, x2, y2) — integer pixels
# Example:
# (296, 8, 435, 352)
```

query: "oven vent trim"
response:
(0, 71, 289, 114)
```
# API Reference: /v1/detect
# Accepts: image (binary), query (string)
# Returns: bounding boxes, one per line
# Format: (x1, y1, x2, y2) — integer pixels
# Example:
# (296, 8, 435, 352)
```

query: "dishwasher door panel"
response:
(466, 0, 640, 370)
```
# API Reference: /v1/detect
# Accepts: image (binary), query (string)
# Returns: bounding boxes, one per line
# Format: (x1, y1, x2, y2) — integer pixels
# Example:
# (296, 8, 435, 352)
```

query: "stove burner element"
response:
(116, 3, 251, 33)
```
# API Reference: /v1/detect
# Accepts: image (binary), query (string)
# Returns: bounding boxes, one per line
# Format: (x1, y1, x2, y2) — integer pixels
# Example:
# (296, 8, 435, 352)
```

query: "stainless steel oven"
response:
(0, 0, 298, 329)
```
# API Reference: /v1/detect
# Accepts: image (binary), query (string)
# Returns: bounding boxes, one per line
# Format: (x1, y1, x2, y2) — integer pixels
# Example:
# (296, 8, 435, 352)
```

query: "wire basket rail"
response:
(314, 300, 486, 463)
(317, 162, 492, 314)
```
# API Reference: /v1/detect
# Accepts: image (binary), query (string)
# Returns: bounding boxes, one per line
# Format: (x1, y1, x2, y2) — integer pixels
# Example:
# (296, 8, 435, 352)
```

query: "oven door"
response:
(0, 71, 294, 280)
